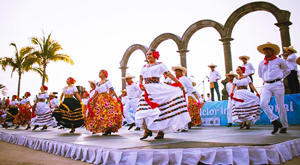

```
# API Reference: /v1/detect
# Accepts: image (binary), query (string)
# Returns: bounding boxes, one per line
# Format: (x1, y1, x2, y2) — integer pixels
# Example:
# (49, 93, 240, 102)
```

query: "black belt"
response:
(265, 79, 281, 84)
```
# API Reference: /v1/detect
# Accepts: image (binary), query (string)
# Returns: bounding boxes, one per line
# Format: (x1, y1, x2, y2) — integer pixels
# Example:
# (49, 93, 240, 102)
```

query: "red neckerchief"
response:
(127, 81, 134, 85)
(264, 55, 277, 65)
(229, 80, 233, 83)
(176, 75, 183, 79)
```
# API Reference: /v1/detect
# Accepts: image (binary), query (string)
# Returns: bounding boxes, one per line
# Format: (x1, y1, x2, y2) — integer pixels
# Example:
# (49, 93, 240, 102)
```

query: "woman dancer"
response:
(31, 86, 54, 130)
(14, 92, 32, 130)
(52, 77, 84, 133)
(2, 95, 19, 129)
(86, 70, 122, 135)
(136, 49, 191, 140)
(230, 66, 261, 129)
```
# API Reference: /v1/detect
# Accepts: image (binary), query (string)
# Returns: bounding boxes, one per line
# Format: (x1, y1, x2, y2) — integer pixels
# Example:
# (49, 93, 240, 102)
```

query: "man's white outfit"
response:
(124, 82, 142, 127)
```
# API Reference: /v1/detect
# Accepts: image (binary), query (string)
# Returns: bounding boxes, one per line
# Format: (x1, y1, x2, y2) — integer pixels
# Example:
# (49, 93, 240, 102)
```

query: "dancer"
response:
(81, 91, 89, 125)
(121, 89, 128, 126)
(283, 46, 299, 94)
(230, 66, 260, 129)
(225, 71, 237, 127)
(13, 92, 32, 130)
(52, 77, 84, 133)
(123, 73, 142, 131)
(49, 92, 59, 128)
(239, 55, 255, 93)
(208, 63, 221, 101)
(87, 70, 122, 135)
(258, 42, 290, 134)
(172, 64, 201, 131)
(2, 95, 19, 129)
(136, 49, 191, 140)
(31, 85, 54, 130)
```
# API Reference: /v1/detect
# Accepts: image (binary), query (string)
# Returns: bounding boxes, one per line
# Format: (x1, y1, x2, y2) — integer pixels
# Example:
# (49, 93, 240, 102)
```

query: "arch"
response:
(119, 44, 148, 68)
(224, 1, 291, 37)
(149, 33, 182, 50)
(181, 19, 224, 50)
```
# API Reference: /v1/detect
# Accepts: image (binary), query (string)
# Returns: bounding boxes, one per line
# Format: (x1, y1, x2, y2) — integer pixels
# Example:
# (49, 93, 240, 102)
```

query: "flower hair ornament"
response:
(102, 70, 108, 78)
(239, 66, 246, 73)
(152, 51, 160, 60)
(69, 77, 76, 84)
(42, 85, 48, 91)
(25, 92, 31, 97)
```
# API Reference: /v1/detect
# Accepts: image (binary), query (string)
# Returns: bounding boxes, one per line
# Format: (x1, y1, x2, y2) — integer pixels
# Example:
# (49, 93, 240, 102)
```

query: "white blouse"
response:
(63, 86, 78, 95)
(140, 62, 169, 78)
(90, 89, 96, 98)
(96, 80, 114, 93)
(233, 77, 252, 87)
(10, 100, 19, 106)
(20, 98, 30, 105)
(38, 92, 49, 99)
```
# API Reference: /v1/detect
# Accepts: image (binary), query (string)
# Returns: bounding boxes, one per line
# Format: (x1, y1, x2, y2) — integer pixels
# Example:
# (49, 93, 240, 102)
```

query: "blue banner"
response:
(200, 94, 300, 126)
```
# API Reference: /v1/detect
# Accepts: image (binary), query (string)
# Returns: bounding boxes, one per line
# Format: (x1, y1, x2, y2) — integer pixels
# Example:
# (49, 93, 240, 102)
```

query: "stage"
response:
(1, 125, 300, 165)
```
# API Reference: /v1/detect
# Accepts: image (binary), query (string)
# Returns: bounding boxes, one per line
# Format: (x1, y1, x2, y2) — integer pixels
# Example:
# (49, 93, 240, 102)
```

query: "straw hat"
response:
(192, 82, 196, 87)
(121, 89, 127, 93)
(171, 64, 187, 74)
(257, 42, 280, 55)
(225, 71, 237, 77)
(296, 57, 300, 65)
(283, 46, 297, 53)
(88, 80, 96, 85)
(122, 73, 136, 79)
(239, 55, 250, 61)
(208, 63, 217, 68)
(49, 92, 56, 96)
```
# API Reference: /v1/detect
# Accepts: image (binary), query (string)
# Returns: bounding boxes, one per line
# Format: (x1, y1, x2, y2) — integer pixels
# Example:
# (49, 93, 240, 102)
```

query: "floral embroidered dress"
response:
(52, 86, 84, 128)
(86, 80, 122, 133)
(135, 62, 191, 132)
(5, 100, 19, 123)
(232, 76, 261, 125)
(31, 92, 54, 126)
(13, 97, 31, 126)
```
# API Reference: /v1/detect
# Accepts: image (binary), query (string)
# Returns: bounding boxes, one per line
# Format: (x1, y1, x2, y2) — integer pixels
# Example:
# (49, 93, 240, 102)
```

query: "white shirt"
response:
(178, 76, 194, 96)
(96, 80, 114, 93)
(63, 86, 78, 95)
(37, 92, 49, 99)
(81, 98, 89, 105)
(200, 97, 205, 103)
(20, 98, 30, 105)
(285, 53, 298, 71)
(206, 97, 211, 102)
(121, 96, 128, 105)
(233, 77, 251, 87)
(90, 89, 96, 98)
(164, 77, 173, 84)
(258, 58, 290, 82)
(209, 70, 221, 82)
(10, 100, 19, 106)
(140, 62, 168, 79)
(126, 82, 142, 99)
(242, 62, 255, 76)
(226, 81, 236, 94)
(50, 98, 59, 108)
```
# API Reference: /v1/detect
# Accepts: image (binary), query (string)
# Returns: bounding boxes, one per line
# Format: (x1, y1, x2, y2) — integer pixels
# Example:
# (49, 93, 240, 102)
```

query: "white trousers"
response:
(260, 81, 288, 128)
(124, 98, 139, 127)
(227, 98, 233, 123)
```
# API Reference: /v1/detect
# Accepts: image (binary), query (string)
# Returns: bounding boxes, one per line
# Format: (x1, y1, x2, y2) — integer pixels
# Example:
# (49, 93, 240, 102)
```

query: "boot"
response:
(140, 129, 152, 140)
(279, 128, 287, 133)
(134, 127, 141, 131)
(271, 120, 283, 134)
(154, 131, 164, 139)
(14, 125, 19, 129)
(25, 125, 31, 130)
(32, 125, 39, 131)
(227, 123, 232, 127)
(41, 125, 47, 130)
(128, 123, 136, 130)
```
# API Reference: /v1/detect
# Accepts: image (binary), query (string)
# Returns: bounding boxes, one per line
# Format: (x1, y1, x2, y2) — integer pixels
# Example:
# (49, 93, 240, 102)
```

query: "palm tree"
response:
(0, 84, 7, 96)
(0, 43, 46, 97)
(28, 31, 74, 85)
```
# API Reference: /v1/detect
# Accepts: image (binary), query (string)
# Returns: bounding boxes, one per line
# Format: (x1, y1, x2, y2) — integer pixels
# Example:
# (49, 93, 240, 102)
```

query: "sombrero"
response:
(171, 64, 187, 74)
(225, 71, 237, 77)
(122, 73, 136, 79)
(88, 80, 96, 85)
(257, 42, 280, 55)
(239, 55, 250, 61)
(283, 46, 297, 53)
(296, 57, 300, 65)
(121, 89, 127, 93)
(208, 63, 217, 68)
(49, 92, 56, 96)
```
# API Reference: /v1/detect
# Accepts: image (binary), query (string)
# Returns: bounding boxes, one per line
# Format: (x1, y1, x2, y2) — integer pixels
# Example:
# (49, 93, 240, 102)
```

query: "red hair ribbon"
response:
(103, 70, 108, 78)
(69, 77, 76, 84)
(153, 51, 160, 60)
(139, 84, 159, 109)
(264, 56, 277, 65)
(25, 92, 31, 97)
(42, 85, 48, 91)
(117, 98, 125, 118)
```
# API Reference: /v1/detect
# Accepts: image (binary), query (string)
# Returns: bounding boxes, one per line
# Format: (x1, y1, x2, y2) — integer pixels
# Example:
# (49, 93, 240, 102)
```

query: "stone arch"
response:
(181, 19, 224, 50)
(149, 33, 182, 50)
(224, 1, 291, 38)
(120, 44, 148, 68)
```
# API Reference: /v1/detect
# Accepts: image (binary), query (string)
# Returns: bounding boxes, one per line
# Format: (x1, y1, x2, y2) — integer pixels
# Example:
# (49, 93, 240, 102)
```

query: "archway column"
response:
(275, 21, 293, 49)
(219, 37, 234, 100)
(177, 49, 189, 69)
(119, 66, 128, 90)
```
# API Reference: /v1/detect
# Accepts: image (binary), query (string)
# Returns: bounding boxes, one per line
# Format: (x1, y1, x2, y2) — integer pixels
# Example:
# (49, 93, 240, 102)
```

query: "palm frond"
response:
(31, 67, 49, 82)
(52, 54, 74, 65)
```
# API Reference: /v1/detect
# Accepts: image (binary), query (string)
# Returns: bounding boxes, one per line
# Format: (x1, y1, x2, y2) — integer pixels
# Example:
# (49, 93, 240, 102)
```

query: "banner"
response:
(200, 94, 300, 126)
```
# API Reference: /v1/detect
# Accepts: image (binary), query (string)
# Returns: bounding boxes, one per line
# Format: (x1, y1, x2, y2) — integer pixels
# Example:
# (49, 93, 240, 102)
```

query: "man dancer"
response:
(239, 55, 255, 93)
(121, 89, 128, 126)
(225, 71, 237, 127)
(283, 46, 299, 94)
(208, 63, 221, 101)
(258, 42, 290, 134)
(123, 73, 142, 131)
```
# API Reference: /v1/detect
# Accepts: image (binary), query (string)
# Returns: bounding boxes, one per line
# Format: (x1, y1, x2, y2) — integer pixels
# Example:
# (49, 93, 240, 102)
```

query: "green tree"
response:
(28, 32, 74, 85)
(0, 43, 46, 97)
(0, 84, 7, 96)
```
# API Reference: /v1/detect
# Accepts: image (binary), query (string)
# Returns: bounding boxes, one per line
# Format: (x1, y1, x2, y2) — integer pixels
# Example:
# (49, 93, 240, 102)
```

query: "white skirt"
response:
(135, 83, 191, 133)
(31, 102, 54, 126)
(232, 89, 261, 124)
